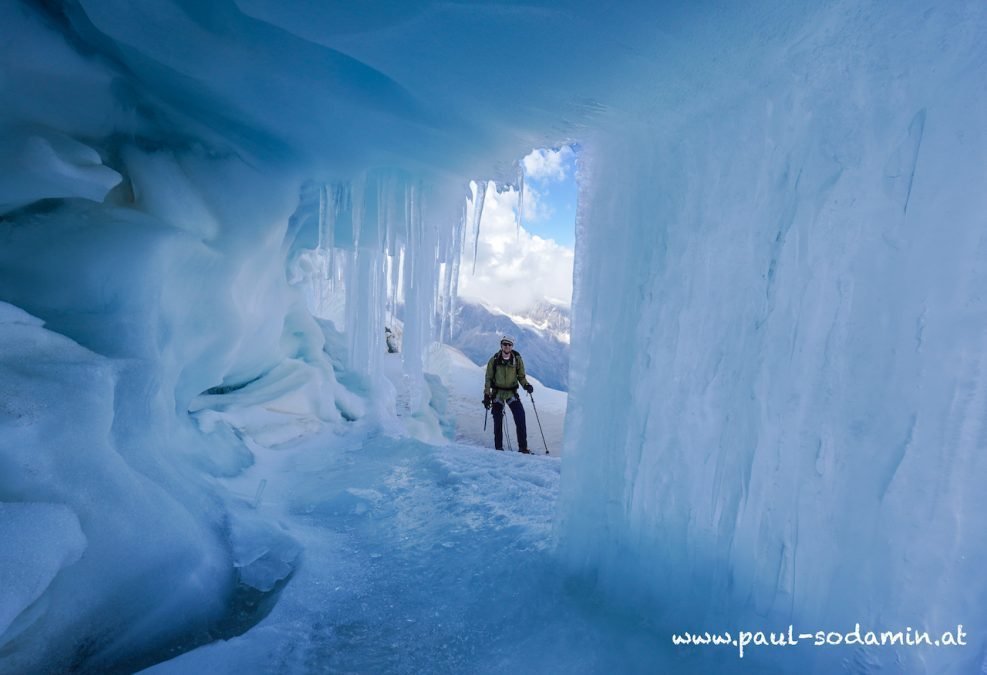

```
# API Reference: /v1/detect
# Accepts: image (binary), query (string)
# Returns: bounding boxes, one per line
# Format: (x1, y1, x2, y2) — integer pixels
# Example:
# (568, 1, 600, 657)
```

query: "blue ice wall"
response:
(558, 3, 987, 672)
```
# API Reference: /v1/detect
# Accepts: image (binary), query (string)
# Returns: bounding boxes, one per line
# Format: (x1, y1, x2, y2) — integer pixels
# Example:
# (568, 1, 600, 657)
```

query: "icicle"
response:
(470, 180, 487, 274)
(395, 247, 404, 312)
(447, 207, 466, 340)
(317, 184, 325, 251)
(324, 184, 343, 299)
(311, 183, 339, 315)
(433, 232, 442, 344)
(433, 255, 442, 342)
(402, 181, 422, 395)
(344, 172, 389, 380)
(385, 254, 394, 328)
(516, 162, 525, 238)
(380, 174, 394, 331)
(350, 175, 365, 250)
(440, 204, 466, 344)
(437, 260, 448, 343)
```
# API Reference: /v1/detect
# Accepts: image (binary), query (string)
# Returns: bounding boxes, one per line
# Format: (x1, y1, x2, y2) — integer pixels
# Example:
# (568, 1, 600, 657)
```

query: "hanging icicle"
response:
(317, 184, 326, 251)
(446, 206, 466, 341)
(325, 183, 346, 295)
(471, 180, 487, 275)
(437, 260, 447, 343)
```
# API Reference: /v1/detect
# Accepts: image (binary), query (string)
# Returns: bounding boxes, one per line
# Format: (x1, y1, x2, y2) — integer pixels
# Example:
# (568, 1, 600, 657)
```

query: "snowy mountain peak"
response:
(508, 300, 571, 344)
(446, 299, 570, 391)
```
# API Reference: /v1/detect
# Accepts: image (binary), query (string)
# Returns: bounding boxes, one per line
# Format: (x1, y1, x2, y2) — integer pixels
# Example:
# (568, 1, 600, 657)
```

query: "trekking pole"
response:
(528, 392, 550, 455)
(483, 405, 488, 432)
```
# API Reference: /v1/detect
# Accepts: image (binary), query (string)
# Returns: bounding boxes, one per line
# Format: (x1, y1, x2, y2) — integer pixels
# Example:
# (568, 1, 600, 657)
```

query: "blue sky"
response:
(520, 145, 577, 248)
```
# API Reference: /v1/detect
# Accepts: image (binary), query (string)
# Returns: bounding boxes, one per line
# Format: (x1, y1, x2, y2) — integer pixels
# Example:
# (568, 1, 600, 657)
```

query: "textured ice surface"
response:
(0, 304, 233, 673)
(0, 131, 121, 214)
(1, 0, 986, 672)
(141, 431, 714, 675)
(558, 4, 987, 673)
(0, 503, 85, 639)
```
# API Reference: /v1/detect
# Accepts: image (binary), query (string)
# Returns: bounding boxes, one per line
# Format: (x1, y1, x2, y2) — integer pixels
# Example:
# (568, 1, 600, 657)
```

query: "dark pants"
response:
(492, 398, 528, 451)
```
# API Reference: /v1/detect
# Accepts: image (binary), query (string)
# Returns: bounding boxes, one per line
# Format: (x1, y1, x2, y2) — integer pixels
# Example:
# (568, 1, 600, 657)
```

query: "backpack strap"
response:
(491, 351, 520, 393)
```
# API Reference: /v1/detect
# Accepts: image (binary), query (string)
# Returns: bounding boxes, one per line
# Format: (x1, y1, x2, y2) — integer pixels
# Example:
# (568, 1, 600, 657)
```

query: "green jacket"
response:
(484, 350, 530, 402)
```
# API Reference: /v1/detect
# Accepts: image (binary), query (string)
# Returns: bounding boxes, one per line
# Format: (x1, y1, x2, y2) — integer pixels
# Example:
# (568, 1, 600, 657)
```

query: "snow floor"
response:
(141, 425, 700, 674)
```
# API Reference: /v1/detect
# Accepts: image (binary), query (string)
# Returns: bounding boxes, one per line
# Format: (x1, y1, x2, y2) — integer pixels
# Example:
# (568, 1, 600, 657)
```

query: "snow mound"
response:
(0, 305, 232, 673)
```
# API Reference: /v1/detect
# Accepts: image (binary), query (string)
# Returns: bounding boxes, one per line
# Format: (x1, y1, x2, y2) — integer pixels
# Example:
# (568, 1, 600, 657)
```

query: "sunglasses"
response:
(501, 342, 512, 347)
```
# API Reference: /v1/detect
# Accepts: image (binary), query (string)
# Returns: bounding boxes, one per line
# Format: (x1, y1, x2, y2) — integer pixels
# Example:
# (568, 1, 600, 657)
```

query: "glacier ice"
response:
(0, 502, 85, 640)
(0, 130, 122, 214)
(558, 4, 987, 673)
(0, 0, 985, 672)
(0, 302, 233, 672)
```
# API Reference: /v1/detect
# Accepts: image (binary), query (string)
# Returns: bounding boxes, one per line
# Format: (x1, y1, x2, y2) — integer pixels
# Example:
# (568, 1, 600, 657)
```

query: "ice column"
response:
(437, 202, 467, 344)
(305, 170, 463, 408)
(400, 180, 433, 401)
(345, 174, 387, 379)
(445, 205, 467, 340)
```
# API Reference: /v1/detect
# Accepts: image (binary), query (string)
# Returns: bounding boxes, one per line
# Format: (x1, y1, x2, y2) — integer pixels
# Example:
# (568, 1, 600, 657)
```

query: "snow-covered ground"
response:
(141, 348, 640, 674)
(139, 426, 708, 675)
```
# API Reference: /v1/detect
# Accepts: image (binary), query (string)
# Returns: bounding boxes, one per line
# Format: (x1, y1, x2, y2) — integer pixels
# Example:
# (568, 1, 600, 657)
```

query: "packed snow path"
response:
(143, 429, 695, 674)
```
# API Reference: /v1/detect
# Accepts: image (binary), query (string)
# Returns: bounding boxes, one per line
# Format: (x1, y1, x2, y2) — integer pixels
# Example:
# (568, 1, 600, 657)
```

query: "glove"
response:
(523, 383, 534, 394)
(482, 394, 491, 410)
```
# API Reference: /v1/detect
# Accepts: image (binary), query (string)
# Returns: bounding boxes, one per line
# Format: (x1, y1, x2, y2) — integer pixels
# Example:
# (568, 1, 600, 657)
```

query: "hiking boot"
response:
(495, 447, 504, 451)
(519, 448, 531, 454)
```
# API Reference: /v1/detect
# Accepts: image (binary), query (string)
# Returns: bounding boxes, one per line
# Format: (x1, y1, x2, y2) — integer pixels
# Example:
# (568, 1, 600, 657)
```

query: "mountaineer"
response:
(482, 335, 534, 453)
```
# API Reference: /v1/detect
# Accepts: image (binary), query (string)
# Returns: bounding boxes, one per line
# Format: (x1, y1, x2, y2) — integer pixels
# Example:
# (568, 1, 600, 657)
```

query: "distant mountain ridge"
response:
(446, 300, 570, 392)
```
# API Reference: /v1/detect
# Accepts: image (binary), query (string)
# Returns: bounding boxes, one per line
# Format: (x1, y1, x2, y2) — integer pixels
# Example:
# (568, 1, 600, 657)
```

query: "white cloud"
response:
(522, 182, 553, 223)
(458, 183, 573, 314)
(522, 146, 574, 182)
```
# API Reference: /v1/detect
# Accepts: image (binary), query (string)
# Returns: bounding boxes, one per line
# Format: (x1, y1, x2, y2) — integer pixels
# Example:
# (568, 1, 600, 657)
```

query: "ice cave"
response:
(1, 1, 985, 673)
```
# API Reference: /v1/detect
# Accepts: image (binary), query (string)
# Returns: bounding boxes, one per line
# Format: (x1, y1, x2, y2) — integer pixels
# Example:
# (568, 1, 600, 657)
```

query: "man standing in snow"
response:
(483, 335, 534, 453)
